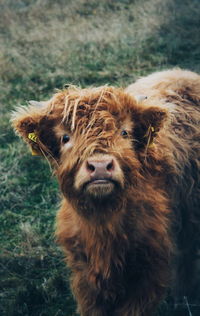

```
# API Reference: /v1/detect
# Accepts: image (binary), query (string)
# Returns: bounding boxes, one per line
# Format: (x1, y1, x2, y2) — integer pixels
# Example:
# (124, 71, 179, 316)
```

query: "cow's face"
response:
(12, 86, 167, 215)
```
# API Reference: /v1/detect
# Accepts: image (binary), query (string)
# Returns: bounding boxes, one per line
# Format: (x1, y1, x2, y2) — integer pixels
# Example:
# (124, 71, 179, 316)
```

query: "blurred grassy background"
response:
(0, 0, 200, 315)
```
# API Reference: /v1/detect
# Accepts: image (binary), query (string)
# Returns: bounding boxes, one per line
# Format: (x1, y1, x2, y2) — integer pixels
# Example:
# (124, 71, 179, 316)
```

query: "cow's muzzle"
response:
(74, 154, 124, 197)
(86, 157, 114, 181)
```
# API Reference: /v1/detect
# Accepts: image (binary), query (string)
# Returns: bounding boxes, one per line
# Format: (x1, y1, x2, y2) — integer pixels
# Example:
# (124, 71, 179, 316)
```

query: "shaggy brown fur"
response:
(12, 69, 200, 316)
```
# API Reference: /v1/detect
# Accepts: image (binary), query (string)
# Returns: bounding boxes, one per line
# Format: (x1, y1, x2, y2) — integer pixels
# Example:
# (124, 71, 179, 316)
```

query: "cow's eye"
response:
(121, 130, 128, 137)
(62, 134, 70, 143)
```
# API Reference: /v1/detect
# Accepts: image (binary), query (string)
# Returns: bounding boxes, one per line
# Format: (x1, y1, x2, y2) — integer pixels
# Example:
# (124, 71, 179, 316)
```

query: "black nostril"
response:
(107, 160, 114, 171)
(86, 158, 115, 177)
(86, 162, 95, 173)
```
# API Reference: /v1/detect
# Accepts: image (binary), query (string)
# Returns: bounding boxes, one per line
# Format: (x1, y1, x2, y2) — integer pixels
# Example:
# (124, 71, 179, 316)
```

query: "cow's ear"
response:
(11, 102, 48, 156)
(133, 105, 168, 150)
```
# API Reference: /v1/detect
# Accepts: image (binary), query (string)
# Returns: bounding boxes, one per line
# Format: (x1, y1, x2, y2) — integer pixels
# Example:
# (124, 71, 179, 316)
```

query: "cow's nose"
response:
(86, 158, 114, 178)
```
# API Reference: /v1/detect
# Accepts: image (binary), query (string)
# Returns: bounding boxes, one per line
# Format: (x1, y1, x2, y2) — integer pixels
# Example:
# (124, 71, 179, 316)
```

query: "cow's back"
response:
(126, 68, 200, 199)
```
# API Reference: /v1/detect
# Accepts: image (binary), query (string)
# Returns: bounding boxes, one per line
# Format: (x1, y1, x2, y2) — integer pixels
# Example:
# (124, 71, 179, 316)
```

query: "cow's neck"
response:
(78, 204, 130, 281)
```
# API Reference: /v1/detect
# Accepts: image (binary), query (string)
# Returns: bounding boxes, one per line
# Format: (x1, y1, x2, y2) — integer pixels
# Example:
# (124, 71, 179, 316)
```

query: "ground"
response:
(1, 0, 200, 315)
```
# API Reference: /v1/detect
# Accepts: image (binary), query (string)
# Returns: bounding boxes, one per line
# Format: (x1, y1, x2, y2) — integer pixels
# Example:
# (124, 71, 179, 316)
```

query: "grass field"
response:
(1, 0, 200, 315)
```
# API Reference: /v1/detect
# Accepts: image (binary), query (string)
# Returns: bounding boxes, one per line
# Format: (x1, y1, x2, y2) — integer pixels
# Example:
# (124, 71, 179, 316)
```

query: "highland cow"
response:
(12, 69, 200, 316)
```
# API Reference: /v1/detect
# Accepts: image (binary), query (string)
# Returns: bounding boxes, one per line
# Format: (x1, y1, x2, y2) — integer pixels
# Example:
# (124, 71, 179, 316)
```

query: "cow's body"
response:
(12, 69, 200, 315)
(127, 69, 200, 307)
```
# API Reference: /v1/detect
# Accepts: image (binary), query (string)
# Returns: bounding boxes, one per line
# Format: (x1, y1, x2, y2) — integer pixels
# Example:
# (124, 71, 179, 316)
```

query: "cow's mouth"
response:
(88, 179, 111, 185)
(83, 178, 116, 196)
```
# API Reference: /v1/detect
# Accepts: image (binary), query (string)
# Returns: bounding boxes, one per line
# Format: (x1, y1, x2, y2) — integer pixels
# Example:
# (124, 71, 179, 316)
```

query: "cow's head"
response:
(12, 86, 168, 217)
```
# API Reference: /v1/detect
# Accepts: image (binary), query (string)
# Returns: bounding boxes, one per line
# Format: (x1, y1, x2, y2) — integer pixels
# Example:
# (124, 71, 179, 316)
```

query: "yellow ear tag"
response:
(144, 125, 156, 148)
(151, 126, 155, 133)
(28, 132, 38, 143)
(148, 126, 155, 147)
(28, 133, 41, 156)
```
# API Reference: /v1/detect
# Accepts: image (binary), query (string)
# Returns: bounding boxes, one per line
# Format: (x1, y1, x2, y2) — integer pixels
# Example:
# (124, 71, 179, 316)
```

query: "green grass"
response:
(1, 0, 200, 315)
